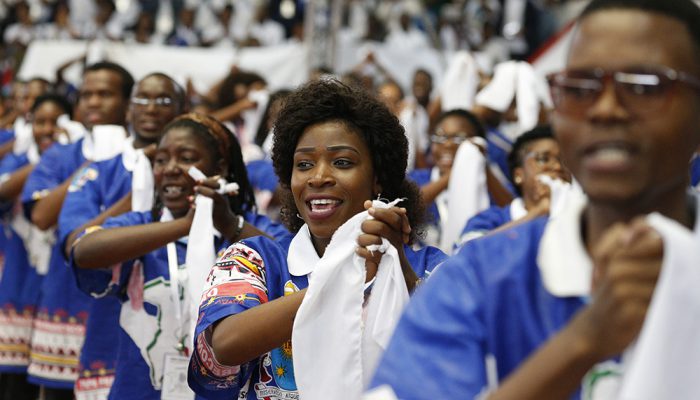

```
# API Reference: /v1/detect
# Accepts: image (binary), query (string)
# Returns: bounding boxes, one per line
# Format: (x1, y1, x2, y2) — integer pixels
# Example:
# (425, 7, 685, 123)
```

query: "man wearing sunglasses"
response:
(370, 0, 700, 398)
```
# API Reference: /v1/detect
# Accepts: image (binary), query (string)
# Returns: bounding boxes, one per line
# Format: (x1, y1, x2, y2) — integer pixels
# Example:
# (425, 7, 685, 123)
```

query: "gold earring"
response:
(514, 176, 523, 184)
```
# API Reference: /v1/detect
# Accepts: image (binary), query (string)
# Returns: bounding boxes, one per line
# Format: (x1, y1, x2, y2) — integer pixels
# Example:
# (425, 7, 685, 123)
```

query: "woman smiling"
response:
(188, 80, 446, 399)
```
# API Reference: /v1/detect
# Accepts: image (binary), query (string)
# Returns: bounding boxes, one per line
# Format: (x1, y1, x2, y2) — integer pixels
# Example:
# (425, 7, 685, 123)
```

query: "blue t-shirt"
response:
(58, 154, 133, 393)
(690, 154, 700, 188)
(188, 235, 446, 399)
(0, 152, 36, 373)
(21, 139, 87, 213)
(458, 203, 514, 245)
(407, 168, 438, 225)
(78, 211, 227, 400)
(486, 128, 514, 191)
(21, 139, 93, 388)
(62, 152, 293, 395)
(0, 128, 15, 148)
(370, 218, 588, 399)
(246, 159, 278, 193)
(71, 209, 290, 400)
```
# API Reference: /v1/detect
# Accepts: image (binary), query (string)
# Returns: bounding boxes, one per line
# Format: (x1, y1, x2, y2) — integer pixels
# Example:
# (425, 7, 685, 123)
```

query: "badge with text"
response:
(161, 354, 195, 400)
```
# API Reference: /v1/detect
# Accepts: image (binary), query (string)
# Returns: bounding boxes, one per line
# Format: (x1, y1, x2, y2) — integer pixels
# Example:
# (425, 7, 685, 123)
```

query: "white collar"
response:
(288, 224, 321, 276)
(509, 197, 527, 221)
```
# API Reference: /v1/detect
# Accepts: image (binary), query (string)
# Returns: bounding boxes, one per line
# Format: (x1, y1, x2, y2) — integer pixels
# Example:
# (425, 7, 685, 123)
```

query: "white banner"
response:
(18, 40, 310, 93)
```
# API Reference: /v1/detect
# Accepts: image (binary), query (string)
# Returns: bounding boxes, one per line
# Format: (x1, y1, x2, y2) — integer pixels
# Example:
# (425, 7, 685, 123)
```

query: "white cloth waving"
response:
(441, 51, 480, 111)
(617, 202, 700, 400)
(292, 199, 409, 400)
(440, 139, 490, 253)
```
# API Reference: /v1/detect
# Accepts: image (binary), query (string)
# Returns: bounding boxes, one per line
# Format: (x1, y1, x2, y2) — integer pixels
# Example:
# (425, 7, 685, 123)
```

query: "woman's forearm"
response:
(0, 164, 34, 201)
(63, 192, 132, 258)
(31, 178, 71, 230)
(73, 218, 191, 269)
(212, 289, 306, 366)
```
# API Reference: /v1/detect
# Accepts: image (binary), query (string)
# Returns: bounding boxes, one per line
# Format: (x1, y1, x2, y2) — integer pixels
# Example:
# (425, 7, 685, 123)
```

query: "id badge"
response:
(161, 354, 195, 400)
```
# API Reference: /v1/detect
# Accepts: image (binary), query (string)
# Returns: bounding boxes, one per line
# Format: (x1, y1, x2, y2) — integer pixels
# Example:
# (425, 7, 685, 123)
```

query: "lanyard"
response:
(166, 241, 188, 354)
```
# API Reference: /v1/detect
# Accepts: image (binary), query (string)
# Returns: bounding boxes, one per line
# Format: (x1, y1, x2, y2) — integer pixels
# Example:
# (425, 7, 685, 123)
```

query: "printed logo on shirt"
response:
(581, 360, 623, 400)
(253, 353, 298, 399)
(200, 243, 269, 309)
(120, 275, 192, 390)
(215, 243, 265, 280)
(201, 281, 268, 307)
(68, 167, 99, 192)
(194, 330, 241, 379)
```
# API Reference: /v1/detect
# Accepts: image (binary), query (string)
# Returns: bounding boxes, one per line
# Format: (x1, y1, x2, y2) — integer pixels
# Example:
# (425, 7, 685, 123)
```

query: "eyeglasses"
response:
(131, 96, 174, 108)
(524, 151, 562, 168)
(547, 66, 700, 117)
(430, 132, 470, 145)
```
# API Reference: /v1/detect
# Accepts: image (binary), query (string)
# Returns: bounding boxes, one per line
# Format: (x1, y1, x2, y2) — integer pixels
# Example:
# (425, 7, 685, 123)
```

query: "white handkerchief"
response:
(82, 125, 128, 161)
(10, 214, 55, 275)
(57, 115, 87, 144)
(617, 203, 700, 400)
(475, 61, 551, 138)
(184, 195, 215, 349)
(475, 61, 518, 113)
(441, 51, 480, 111)
(121, 138, 154, 212)
(241, 89, 269, 145)
(292, 199, 409, 400)
(12, 118, 32, 156)
(440, 139, 489, 253)
(537, 175, 578, 219)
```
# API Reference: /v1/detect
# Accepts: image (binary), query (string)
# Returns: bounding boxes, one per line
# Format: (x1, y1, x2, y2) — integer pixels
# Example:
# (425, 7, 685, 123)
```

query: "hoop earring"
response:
(296, 213, 303, 220)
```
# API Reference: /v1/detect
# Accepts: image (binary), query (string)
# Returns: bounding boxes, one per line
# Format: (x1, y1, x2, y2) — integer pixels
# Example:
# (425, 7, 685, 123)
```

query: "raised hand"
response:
(356, 200, 411, 283)
(568, 218, 663, 360)
(190, 175, 240, 239)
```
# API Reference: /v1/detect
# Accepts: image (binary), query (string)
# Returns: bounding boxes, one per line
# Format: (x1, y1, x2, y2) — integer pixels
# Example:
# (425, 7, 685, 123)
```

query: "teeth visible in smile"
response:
(309, 199, 340, 212)
(591, 147, 630, 163)
(164, 186, 183, 196)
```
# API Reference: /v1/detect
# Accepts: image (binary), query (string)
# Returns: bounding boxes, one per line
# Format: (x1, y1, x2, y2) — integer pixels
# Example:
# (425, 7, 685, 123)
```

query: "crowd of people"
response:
(1, 0, 700, 399)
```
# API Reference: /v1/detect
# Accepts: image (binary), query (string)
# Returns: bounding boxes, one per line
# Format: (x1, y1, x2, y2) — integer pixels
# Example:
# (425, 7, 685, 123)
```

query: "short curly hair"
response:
(271, 79, 425, 242)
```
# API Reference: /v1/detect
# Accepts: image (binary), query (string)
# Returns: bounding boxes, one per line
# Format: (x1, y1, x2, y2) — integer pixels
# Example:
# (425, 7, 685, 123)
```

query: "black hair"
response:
(31, 93, 72, 116)
(413, 68, 432, 81)
(27, 77, 51, 87)
(157, 116, 257, 217)
(580, 0, 700, 58)
(377, 79, 404, 99)
(435, 109, 486, 138)
(217, 71, 266, 108)
(507, 125, 555, 194)
(254, 89, 291, 147)
(271, 79, 425, 241)
(84, 61, 135, 99)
